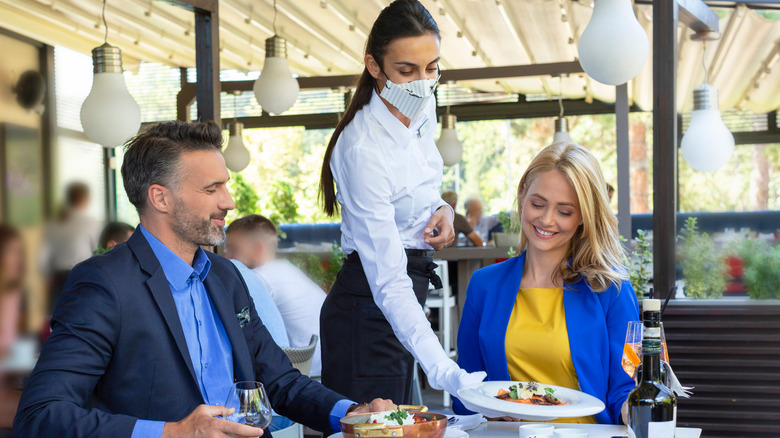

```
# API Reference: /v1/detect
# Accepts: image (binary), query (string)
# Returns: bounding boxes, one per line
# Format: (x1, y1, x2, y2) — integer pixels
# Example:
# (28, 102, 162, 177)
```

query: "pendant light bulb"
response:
(681, 84, 734, 172)
(80, 43, 141, 148)
(223, 121, 251, 172)
(437, 113, 464, 167)
(253, 36, 299, 115)
(578, 0, 649, 85)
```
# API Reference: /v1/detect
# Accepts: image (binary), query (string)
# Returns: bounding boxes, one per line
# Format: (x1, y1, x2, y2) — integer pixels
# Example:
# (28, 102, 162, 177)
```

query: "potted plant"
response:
(734, 238, 780, 300)
(625, 229, 652, 301)
(678, 217, 727, 299)
(494, 211, 522, 248)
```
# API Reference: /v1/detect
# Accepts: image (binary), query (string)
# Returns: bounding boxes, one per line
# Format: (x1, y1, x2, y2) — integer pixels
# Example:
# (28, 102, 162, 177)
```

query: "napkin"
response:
(446, 414, 486, 431)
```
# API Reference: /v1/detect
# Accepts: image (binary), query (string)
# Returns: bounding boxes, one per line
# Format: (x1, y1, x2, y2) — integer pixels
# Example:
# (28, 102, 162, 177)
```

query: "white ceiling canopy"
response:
(0, 0, 778, 113)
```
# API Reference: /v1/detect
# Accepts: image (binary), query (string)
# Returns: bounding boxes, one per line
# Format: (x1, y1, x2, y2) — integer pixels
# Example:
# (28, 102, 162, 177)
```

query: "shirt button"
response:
(204, 363, 209, 369)
(198, 320, 202, 327)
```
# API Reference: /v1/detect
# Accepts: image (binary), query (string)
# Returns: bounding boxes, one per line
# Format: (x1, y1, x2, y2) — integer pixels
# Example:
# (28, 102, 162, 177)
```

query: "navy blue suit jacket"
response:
(14, 230, 344, 437)
(453, 253, 639, 424)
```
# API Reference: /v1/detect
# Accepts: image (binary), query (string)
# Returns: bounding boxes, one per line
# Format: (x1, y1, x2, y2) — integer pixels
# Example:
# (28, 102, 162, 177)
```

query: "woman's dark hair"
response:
(319, 0, 440, 216)
(121, 121, 223, 215)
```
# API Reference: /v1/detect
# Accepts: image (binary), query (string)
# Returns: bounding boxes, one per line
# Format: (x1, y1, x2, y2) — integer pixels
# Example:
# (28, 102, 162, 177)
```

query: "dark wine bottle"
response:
(635, 299, 668, 385)
(627, 326, 676, 438)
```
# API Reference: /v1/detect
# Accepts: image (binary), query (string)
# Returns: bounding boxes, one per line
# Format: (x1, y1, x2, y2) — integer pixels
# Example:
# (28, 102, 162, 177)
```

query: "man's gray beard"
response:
(171, 197, 226, 247)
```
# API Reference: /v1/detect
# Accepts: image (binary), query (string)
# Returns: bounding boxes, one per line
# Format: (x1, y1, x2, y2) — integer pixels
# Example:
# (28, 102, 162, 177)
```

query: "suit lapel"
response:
(203, 269, 254, 382)
(146, 270, 200, 387)
(127, 230, 200, 391)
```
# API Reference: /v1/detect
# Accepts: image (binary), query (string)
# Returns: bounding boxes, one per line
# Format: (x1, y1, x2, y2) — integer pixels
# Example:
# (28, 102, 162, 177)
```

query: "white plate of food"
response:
(457, 381, 605, 421)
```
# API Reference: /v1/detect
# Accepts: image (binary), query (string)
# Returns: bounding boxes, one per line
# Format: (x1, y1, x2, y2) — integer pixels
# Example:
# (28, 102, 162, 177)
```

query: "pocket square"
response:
(237, 306, 251, 328)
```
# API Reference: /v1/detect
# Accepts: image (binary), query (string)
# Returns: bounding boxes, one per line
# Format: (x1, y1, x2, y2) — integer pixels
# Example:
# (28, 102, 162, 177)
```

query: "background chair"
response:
(276, 335, 318, 438)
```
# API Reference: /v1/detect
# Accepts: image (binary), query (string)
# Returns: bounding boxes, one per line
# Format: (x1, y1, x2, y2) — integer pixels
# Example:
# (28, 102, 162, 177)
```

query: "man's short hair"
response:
(99, 222, 135, 249)
(121, 121, 223, 215)
(441, 190, 457, 207)
(464, 197, 480, 211)
(226, 214, 277, 238)
(65, 182, 90, 208)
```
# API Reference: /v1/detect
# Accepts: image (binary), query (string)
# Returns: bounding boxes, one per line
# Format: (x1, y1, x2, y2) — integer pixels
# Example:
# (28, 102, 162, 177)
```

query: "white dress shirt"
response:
(41, 209, 101, 273)
(254, 259, 326, 376)
(329, 90, 485, 396)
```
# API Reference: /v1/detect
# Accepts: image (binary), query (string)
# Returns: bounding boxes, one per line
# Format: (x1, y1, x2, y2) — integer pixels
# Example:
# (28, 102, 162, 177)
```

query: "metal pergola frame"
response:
(100, 0, 779, 300)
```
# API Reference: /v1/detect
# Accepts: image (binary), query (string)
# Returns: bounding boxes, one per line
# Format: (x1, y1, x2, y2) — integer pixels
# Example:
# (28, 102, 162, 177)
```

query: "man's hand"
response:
(424, 206, 455, 250)
(345, 398, 396, 416)
(162, 405, 263, 438)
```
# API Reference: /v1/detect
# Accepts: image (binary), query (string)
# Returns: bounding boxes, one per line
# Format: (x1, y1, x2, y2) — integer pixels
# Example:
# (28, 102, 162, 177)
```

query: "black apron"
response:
(320, 249, 442, 404)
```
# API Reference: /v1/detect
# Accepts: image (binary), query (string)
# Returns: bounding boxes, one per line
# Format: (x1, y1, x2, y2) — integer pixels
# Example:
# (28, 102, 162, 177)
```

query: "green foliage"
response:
(624, 230, 652, 300)
(497, 210, 522, 234)
(734, 239, 780, 300)
(227, 172, 260, 221)
(288, 244, 344, 291)
(262, 181, 300, 226)
(678, 217, 727, 299)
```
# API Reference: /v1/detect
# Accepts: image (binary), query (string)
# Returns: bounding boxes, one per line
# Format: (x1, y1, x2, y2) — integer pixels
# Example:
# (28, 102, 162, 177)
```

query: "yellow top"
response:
(505, 287, 597, 424)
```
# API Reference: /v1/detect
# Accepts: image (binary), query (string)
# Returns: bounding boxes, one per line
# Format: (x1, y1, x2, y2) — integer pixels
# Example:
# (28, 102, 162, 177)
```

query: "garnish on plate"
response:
(495, 382, 568, 406)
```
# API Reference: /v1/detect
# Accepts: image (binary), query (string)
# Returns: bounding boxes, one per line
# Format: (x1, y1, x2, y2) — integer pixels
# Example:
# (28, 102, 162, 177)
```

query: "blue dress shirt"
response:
(230, 259, 290, 348)
(132, 226, 353, 437)
(132, 226, 234, 437)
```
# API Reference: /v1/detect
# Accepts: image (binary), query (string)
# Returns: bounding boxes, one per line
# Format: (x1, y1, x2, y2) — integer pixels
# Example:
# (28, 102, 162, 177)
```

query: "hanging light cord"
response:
(234, 92, 239, 121)
(558, 76, 564, 118)
(102, 0, 108, 43)
(701, 41, 709, 85)
(273, 0, 278, 36)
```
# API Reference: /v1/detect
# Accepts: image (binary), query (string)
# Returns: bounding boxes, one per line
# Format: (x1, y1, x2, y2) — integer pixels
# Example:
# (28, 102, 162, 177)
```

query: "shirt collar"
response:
(139, 224, 211, 289)
(368, 89, 430, 148)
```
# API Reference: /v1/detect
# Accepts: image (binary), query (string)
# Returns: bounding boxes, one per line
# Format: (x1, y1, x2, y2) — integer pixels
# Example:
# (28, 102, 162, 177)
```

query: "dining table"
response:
(464, 421, 702, 438)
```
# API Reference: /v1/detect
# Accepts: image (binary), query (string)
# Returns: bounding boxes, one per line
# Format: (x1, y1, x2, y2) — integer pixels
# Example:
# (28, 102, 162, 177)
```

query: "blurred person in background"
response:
(464, 197, 501, 244)
(224, 214, 325, 377)
(98, 222, 135, 253)
(0, 225, 25, 431)
(41, 182, 100, 309)
(441, 191, 483, 247)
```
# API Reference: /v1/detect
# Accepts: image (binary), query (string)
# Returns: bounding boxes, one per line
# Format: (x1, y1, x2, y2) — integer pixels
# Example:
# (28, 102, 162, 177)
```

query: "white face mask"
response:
(379, 71, 440, 121)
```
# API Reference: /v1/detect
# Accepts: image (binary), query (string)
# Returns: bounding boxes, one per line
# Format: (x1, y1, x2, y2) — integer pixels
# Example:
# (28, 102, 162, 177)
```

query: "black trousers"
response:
(320, 250, 440, 404)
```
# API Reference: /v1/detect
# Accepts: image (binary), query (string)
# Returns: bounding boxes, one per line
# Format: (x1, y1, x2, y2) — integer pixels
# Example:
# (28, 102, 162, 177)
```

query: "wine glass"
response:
(622, 321, 642, 380)
(224, 381, 272, 429)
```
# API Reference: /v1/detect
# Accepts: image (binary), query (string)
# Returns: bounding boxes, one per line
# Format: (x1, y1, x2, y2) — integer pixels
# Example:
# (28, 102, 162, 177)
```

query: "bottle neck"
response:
(643, 310, 661, 328)
(642, 350, 662, 382)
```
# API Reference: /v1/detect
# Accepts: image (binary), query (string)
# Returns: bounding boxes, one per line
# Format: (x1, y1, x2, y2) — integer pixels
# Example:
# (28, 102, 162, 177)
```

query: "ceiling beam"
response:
(188, 98, 644, 130)
(178, 60, 587, 103)
(678, 0, 721, 33)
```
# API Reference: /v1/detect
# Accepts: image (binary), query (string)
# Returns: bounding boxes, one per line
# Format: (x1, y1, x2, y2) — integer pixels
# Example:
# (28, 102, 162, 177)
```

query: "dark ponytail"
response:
(319, 0, 440, 216)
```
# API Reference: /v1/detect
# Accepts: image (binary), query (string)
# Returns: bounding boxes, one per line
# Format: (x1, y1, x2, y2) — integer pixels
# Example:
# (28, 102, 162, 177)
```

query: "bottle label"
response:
(648, 420, 676, 437)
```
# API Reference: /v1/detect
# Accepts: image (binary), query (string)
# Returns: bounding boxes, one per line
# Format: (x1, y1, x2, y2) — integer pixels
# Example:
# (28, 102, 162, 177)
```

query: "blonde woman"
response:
(453, 143, 639, 425)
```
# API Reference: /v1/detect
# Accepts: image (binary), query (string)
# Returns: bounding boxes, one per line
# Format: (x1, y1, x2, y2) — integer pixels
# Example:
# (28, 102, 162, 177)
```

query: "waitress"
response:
(318, 0, 485, 404)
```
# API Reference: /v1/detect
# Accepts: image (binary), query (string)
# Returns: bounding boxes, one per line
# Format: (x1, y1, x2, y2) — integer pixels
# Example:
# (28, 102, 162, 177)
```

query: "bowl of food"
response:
(340, 405, 447, 438)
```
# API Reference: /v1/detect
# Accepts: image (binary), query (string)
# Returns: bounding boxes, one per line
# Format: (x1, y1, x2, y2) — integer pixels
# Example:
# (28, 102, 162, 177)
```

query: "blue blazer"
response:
(14, 230, 344, 437)
(453, 252, 638, 424)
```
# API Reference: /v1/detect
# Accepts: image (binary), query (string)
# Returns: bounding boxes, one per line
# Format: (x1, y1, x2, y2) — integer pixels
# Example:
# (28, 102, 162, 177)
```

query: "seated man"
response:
(441, 191, 483, 247)
(224, 215, 325, 377)
(13, 121, 389, 438)
(228, 258, 289, 349)
(464, 197, 500, 244)
(98, 221, 135, 252)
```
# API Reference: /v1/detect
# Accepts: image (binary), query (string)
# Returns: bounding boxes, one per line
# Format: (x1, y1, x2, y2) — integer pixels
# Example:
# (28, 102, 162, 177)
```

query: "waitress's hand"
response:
(424, 206, 455, 250)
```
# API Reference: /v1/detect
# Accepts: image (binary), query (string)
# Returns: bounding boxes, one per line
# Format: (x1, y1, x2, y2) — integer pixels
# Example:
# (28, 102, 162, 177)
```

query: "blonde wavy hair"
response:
(517, 142, 627, 292)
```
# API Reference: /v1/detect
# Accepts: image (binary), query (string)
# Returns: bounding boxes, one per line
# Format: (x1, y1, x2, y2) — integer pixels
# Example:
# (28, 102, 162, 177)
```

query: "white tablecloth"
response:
(466, 422, 702, 438)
